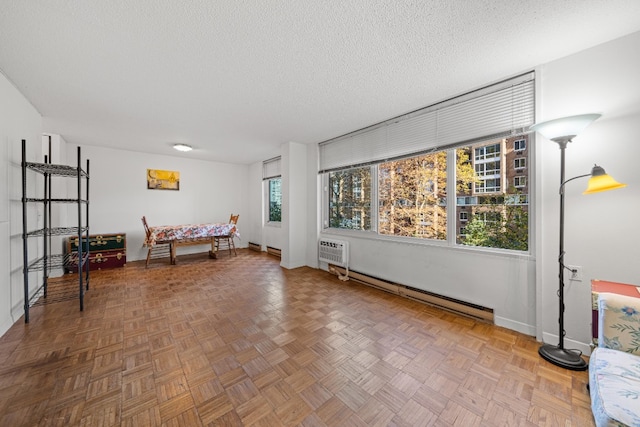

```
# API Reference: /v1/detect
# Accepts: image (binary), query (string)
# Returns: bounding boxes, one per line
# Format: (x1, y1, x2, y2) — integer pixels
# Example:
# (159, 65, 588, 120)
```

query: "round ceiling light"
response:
(173, 143, 193, 152)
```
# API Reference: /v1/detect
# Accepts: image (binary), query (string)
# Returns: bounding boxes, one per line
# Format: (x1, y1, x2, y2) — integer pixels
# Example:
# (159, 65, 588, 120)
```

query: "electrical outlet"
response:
(567, 265, 583, 282)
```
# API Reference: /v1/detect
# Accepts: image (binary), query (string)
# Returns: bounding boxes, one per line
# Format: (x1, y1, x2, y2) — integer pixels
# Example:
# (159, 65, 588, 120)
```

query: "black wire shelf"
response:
(22, 140, 90, 322)
(25, 161, 88, 178)
(27, 252, 88, 271)
(24, 197, 88, 204)
(28, 276, 88, 307)
(26, 227, 89, 237)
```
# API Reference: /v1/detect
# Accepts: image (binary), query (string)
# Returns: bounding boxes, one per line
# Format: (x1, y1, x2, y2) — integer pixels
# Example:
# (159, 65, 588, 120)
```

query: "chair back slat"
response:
(142, 216, 151, 238)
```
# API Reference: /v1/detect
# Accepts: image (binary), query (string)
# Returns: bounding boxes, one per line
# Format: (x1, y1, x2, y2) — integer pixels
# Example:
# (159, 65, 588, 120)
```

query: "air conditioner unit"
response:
(318, 238, 348, 267)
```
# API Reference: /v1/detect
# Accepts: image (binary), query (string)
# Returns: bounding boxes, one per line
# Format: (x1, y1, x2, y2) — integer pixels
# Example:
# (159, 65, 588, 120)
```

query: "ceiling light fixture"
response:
(173, 143, 193, 152)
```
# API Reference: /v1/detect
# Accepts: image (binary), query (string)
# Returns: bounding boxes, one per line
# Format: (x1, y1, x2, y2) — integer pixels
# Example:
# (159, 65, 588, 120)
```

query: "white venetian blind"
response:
(262, 156, 281, 180)
(319, 72, 534, 173)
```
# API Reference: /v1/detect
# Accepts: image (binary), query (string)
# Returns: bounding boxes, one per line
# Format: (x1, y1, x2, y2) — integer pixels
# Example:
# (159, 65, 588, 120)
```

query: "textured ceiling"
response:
(2, 1, 640, 164)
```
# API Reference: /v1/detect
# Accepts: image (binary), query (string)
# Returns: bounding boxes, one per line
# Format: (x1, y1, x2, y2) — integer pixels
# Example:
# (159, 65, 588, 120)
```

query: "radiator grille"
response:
(318, 239, 348, 267)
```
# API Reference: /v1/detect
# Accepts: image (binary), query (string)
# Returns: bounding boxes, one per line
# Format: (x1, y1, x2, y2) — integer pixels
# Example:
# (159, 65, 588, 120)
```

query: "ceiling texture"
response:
(2, 1, 640, 165)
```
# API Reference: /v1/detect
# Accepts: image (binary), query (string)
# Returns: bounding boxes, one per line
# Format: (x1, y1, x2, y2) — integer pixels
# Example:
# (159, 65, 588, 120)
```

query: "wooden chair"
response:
(214, 214, 239, 256)
(142, 216, 172, 267)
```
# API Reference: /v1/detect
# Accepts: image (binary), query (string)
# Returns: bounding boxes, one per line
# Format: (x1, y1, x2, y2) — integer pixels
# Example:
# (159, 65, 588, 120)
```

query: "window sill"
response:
(320, 228, 532, 260)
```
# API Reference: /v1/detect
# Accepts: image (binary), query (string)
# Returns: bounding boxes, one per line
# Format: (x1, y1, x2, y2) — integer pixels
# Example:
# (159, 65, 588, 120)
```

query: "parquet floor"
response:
(0, 249, 594, 426)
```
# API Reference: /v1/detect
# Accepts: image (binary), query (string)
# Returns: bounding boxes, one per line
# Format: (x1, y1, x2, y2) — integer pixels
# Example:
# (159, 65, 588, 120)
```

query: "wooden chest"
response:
(66, 233, 127, 273)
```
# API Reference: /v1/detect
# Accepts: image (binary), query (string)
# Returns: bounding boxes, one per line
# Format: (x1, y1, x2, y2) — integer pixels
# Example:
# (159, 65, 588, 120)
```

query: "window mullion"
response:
(371, 164, 378, 233)
(446, 149, 457, 246)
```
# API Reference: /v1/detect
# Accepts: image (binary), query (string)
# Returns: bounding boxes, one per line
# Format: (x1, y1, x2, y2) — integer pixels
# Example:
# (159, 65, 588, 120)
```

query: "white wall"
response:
(317, 235, 536, 335)
(306, 142, 320, 268)
(281, 141, 307, 269)
(537, 31, 640, 353)
(1, 71, 42, 334)
(308, 31, 640, 345)
(247, 161, 263, 248)
(67, 144, 251, 262)
(248, 158, 282, 252)
(42, 134, 69, 276)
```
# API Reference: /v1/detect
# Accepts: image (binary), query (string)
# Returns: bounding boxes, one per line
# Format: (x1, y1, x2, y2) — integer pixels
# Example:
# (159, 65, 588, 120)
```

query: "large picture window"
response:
(319, 73, 534, 253)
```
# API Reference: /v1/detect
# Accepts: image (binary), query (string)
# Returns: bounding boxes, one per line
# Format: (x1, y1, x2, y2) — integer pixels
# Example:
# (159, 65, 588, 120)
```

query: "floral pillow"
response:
(599, 292, 640, 355)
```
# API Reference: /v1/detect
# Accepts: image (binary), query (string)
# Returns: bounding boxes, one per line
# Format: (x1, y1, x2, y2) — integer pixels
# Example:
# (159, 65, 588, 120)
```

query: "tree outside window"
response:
(456, 136, 529, 251)
(328, 167, 371, 230)
(268, 178, 281, 222)
(378, 152, 449, 239)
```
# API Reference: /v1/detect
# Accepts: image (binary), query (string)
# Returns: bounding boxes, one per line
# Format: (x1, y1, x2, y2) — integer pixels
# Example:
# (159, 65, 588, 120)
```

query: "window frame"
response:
(319, 73, 534, 255)
(321, 137, 532, 255)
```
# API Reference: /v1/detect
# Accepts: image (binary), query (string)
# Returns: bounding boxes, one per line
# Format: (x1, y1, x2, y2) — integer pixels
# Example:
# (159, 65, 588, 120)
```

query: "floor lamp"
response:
(530, 114, 626, 371)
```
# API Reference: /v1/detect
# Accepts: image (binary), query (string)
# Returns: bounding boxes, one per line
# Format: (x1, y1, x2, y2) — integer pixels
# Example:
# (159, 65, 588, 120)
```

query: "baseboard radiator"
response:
(248, 242, 261, 252)
(329, 265, 494, 323)
(266, 246, 281, 258)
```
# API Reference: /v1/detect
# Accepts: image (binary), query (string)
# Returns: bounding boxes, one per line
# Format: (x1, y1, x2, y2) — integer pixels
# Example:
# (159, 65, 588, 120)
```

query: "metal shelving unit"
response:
(21, 138, 90, 323)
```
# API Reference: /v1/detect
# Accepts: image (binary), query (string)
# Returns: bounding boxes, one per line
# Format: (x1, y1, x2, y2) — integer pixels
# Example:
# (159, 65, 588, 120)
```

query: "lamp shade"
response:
(530, 114, 601, 142)
(583, 165, 626, 194)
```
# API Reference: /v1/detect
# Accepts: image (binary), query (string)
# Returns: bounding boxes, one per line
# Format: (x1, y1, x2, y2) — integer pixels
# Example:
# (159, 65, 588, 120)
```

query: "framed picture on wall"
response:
(147, 169, 180, 190)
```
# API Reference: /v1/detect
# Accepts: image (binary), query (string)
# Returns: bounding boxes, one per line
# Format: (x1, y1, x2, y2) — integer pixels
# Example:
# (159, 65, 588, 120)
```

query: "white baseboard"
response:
(495, 316, 536, 337)
(0, 314, 16, 339)
(542, 331, 592, 356)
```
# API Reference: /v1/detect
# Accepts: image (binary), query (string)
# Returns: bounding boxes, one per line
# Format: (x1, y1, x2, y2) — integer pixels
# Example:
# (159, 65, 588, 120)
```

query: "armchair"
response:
(589, 292, 640, 426)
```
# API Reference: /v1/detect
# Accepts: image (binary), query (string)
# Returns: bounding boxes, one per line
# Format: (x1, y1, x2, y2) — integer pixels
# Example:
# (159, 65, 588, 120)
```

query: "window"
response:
(378, 152, 447, 240)
(476, 178, 501, 193)
(353, 176, 362, 199)
(506, 194, 529, 205)
(352, 210, 362, 229)
(456, 137, 529, 250)
(319, 73, 533, 252)
(477, 211, 502, 223)
(475, 144, 500, 161)
(263, 156, 282, 223)
(475, 161, 501, 177)
(268, 178, 282, 222)
(457, 196, 478, 206)
(328, 167, 372, 230)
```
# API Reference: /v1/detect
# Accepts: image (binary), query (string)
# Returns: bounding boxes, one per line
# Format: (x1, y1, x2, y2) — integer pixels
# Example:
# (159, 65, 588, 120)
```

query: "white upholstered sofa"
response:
(589, 292, 640, 426)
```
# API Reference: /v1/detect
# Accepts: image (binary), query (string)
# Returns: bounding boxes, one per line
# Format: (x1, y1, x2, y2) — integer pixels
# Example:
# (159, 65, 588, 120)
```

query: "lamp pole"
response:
(558, 140, 567, 351)
(538, 138, 588, 371)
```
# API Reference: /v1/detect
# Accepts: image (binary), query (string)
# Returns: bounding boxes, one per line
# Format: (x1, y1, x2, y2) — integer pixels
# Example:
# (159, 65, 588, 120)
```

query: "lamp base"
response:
(538, 343, 588, 371)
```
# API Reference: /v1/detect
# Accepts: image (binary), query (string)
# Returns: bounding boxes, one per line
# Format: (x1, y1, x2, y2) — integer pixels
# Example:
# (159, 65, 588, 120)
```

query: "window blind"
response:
(262, 156, 281, 180)
(318, 72, 534, 173)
